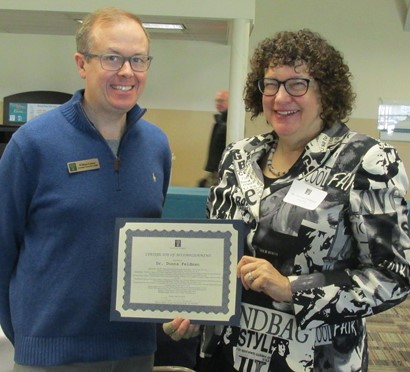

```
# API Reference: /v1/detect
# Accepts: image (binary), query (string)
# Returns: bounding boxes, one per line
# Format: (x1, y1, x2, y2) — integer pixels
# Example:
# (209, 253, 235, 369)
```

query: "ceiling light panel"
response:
(143, 22, 185, 30)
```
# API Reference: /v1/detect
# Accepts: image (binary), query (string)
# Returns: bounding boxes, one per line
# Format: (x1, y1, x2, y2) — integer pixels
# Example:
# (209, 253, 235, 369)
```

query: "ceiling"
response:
(0, 9, 230, 44)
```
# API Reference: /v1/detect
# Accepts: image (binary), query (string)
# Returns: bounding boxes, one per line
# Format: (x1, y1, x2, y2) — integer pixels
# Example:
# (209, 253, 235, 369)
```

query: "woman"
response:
(164, 29, 410, 371)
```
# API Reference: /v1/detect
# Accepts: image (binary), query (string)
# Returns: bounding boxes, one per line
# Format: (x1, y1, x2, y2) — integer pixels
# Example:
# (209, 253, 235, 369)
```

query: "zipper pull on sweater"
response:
(114, 157, 121, 171)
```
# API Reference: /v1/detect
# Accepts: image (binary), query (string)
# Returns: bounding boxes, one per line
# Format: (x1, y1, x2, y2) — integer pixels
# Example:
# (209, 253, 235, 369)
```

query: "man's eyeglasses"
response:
(82, 52, 153, 72)
(257, 77, 312, 97)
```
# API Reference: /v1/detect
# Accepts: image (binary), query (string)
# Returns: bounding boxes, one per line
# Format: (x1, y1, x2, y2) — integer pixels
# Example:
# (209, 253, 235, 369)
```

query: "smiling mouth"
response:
(275, 110, 299, 116)
(112, 85, 133, 91)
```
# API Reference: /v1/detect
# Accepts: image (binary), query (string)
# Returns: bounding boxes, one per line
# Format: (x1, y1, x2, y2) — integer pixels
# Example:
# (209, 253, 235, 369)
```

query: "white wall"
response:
(1, 0, 410, 118)
(0, 34, 81, 98)
(0, 34, 231, 112)
(141, 40, 231, 111)
(0, 0, 254, 20)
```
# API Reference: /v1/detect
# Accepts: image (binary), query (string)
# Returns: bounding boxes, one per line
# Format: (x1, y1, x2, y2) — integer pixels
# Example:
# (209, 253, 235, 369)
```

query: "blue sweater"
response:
(0, 90, 172, 365)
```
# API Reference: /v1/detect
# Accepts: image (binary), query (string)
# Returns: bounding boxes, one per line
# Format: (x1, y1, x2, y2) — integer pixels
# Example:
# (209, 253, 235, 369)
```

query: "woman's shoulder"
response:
(227, 132, 275, 151)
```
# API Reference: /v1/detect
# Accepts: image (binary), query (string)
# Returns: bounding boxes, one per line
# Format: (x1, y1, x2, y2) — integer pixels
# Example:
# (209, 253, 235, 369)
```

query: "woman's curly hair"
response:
(244, 29, 356, 127)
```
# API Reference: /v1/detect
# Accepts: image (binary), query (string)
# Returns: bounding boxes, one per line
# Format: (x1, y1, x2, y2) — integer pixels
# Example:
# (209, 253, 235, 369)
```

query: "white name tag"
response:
(67, 158, 100, 174)
(283, 179, 327, 210)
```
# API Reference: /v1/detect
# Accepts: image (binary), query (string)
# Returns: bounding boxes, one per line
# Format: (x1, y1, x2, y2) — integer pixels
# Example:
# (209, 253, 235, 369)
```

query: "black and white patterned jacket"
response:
(204, 122, 410, 371)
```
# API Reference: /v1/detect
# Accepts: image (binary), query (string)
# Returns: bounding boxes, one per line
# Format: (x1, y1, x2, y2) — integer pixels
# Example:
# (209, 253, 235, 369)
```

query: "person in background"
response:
(0, 7, 171, 371)
(163, 29, 410, 371)
(198, 90, 229, 187)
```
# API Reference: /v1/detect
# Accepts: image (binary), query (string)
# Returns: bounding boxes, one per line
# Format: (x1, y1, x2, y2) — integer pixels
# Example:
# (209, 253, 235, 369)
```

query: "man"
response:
(199, 90, 229, 187)
(0, 7, 171, 371)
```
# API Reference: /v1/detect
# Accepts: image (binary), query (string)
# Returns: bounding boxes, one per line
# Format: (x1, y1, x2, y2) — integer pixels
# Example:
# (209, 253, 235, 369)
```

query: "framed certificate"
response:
(111, 218, 244, 325)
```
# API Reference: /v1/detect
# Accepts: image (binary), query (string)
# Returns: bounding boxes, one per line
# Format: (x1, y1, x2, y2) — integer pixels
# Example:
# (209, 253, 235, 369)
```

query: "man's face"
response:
(75, 18, 149, 117)
(215, 92, 228, 113)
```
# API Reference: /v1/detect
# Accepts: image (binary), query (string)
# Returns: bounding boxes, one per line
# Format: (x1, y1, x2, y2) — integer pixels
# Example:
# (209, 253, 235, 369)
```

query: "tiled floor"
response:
(367, 298, 410, 372)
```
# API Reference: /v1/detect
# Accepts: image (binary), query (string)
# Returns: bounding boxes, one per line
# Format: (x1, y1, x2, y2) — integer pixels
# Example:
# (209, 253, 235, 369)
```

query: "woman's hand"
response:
(162, 317, 201, 341)
(237, 255, 292, 302)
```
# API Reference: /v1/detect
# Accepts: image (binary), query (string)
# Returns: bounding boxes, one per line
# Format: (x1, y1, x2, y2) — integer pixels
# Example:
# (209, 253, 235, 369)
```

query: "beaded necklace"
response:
(266, 142, 288, 177)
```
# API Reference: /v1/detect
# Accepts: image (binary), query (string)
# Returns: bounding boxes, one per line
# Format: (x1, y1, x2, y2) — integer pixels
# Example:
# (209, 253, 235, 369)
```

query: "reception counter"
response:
(163, 186, 209, 219)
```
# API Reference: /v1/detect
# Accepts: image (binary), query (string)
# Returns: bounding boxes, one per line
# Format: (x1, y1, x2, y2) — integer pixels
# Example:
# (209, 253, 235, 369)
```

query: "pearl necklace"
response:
(266, 142, 288, 177)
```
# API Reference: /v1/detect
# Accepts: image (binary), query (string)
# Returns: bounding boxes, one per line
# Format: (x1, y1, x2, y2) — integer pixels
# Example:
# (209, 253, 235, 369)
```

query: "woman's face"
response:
(262, 64, 323, 146)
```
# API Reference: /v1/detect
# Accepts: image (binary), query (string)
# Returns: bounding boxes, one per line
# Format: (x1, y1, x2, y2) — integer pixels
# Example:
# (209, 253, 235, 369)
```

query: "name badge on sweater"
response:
(67, 158, 100, 174)
(284, 179, 327, 210)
